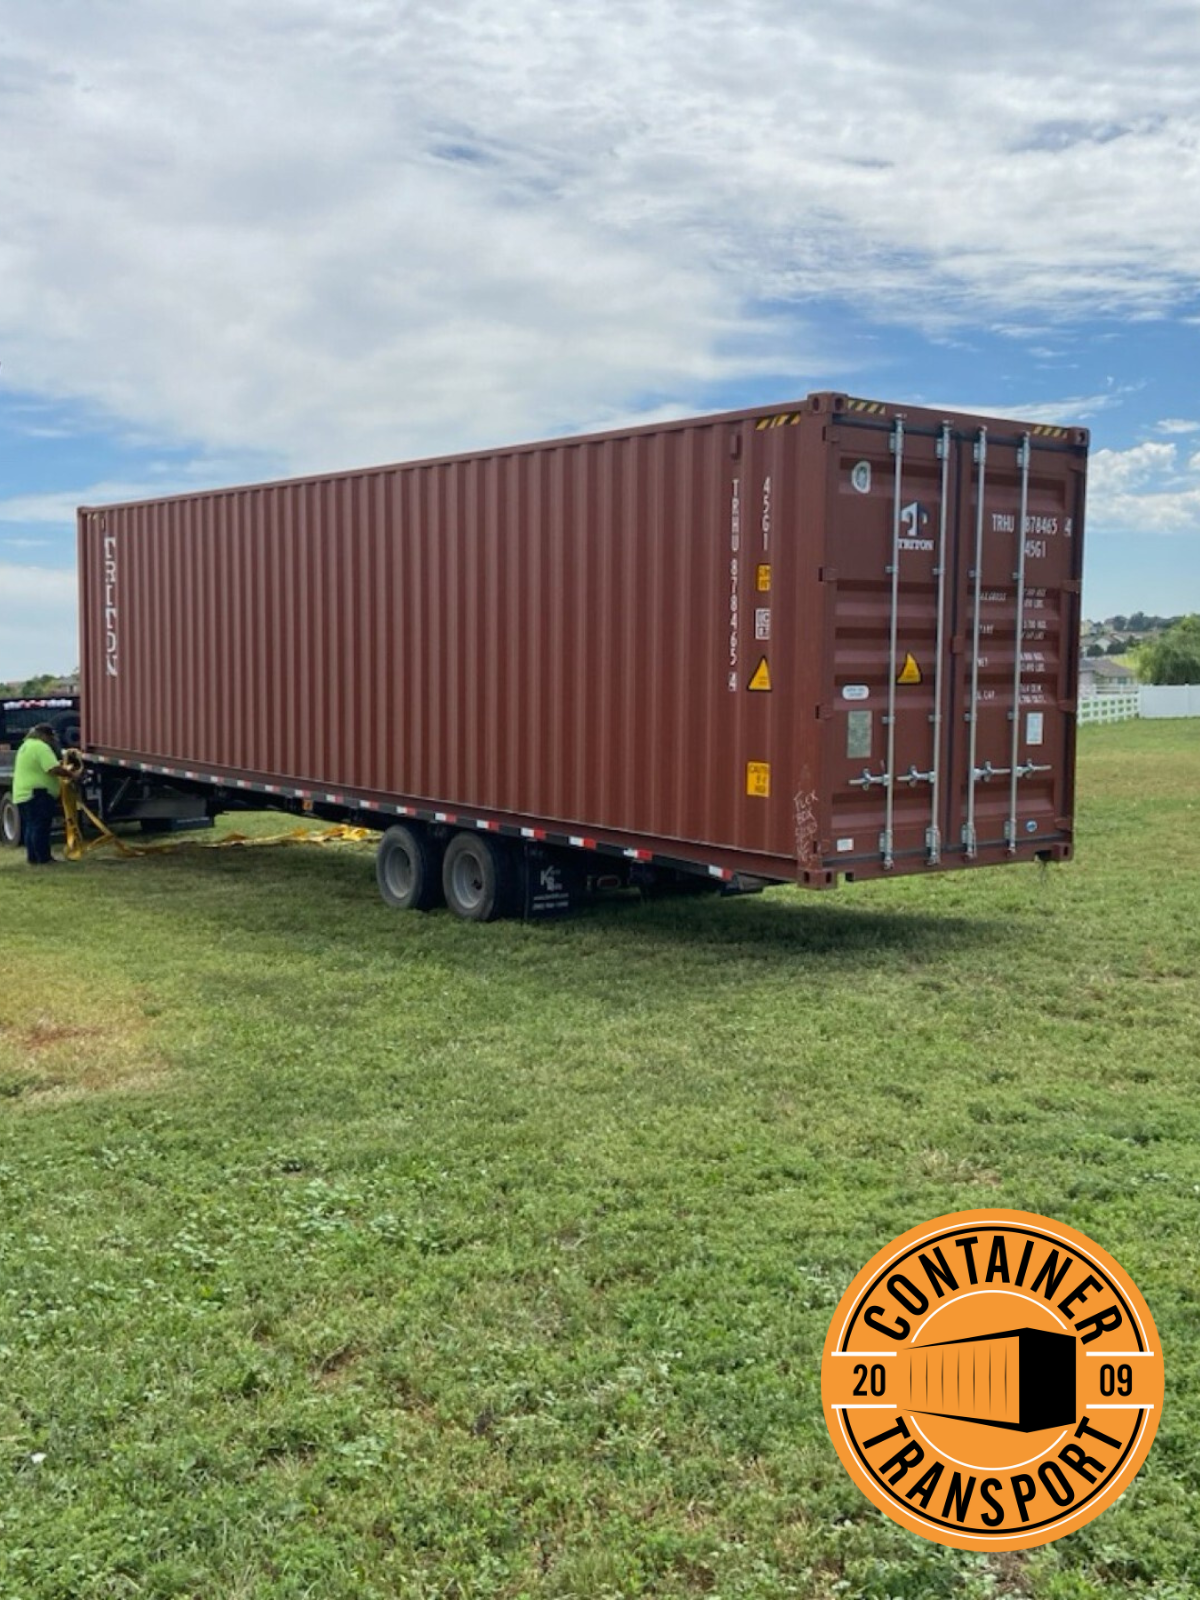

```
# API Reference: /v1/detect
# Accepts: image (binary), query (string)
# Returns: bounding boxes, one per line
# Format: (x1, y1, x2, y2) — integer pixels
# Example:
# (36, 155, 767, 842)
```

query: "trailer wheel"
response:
(442, 831, 519, 922)
(376, 824, 445, 912)
(1, 790, 20, 849)
(52, 712, 81, 750)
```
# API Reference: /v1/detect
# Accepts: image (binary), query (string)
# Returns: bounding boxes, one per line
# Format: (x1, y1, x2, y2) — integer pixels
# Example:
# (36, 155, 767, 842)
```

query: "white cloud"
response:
(1087, 441, 1200, 535)
(1, 1, 1199, 470)
(936, 391, 1132, 427)
(0, 565, 78, 680)
(0, 482, 175, 524)
(1157, 419, 1200, 435)
(1090, 441, 1178, 491)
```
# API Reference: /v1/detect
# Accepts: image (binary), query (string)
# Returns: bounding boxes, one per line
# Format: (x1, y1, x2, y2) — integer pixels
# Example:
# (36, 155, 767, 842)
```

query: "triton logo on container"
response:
(102, 526, 119, 677)
(821, 1209, 1163, 1550)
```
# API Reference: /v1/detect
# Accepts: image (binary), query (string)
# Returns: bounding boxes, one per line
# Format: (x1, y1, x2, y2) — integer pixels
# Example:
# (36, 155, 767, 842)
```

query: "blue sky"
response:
(2, 0, 1199, 677)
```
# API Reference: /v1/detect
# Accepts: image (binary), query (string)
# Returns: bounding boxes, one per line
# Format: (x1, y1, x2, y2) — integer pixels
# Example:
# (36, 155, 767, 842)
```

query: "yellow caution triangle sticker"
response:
(897, 652, 922, 685)
(748, 656, 772, 692)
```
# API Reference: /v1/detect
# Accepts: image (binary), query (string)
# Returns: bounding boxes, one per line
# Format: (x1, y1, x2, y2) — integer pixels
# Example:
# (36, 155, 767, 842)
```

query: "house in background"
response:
(1078, 657, 1138, 697)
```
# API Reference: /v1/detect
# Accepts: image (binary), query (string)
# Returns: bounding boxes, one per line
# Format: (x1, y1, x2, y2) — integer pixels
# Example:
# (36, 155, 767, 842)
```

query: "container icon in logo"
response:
(908, 1327, 1075, 1432)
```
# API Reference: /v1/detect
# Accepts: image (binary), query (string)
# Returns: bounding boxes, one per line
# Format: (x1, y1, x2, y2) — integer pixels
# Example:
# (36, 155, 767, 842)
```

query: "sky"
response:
(2, 0, 1199, 679)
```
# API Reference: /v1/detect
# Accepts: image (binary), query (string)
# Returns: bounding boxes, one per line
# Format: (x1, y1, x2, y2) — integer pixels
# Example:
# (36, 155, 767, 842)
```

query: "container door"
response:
(824, 417, 955, 874)
(943, 426, 1083, 863)
(823, 415, 1083, 878)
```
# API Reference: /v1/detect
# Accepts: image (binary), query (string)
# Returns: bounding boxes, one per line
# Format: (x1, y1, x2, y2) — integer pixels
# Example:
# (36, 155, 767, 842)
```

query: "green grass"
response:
(2, 719, 1199, 1599)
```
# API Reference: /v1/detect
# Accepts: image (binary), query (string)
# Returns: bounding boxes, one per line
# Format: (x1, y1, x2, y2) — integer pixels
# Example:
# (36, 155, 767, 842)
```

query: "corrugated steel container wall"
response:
(79, 394, 1087, 884)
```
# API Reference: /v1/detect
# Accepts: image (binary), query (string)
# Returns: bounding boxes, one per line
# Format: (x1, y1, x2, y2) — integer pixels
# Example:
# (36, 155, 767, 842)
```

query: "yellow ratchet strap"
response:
(59, 762, 373, 861)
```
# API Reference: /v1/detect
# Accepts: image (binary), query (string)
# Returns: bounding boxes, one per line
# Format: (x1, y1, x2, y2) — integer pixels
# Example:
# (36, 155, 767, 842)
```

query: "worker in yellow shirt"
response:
(12, 724, 78, 866)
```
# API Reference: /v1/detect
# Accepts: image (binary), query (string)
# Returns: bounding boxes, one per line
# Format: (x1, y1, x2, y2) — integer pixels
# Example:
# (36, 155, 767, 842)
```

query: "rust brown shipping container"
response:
(77, 393, 1087, 917)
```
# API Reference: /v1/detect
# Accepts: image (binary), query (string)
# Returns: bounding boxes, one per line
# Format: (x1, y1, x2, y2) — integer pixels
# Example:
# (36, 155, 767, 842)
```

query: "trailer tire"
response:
(1, 790, 20, 849)
(52, 712, 81, 750)
(442, 831, 520, 922)
(376, 824, 445, 912)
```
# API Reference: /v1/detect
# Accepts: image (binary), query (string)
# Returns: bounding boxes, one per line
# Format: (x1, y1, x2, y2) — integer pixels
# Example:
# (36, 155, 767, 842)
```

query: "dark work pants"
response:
(18, 789, 56, 864)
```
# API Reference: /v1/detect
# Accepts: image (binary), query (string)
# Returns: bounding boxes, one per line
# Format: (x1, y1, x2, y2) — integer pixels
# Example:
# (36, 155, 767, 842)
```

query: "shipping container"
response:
(77, 392, 1088, 917)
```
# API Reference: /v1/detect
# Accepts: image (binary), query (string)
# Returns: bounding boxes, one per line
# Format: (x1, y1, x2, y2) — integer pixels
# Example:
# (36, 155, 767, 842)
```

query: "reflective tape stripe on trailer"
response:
(87, 755, 736, 884)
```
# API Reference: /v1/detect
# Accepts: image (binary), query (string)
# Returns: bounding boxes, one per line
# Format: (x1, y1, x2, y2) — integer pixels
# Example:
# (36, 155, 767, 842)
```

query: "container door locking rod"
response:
(882, 417, 905, 869)
(963, 427, 987, 858)
(1005, 433, 1033, 854)
(927, 422, 952, 864)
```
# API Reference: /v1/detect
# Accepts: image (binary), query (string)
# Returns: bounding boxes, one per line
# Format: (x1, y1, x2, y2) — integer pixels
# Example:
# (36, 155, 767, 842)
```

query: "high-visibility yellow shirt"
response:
(12, 738, 60, 804)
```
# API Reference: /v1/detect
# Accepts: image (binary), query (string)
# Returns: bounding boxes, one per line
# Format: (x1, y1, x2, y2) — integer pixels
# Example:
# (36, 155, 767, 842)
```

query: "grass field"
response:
(2, 719, 1198, 1599)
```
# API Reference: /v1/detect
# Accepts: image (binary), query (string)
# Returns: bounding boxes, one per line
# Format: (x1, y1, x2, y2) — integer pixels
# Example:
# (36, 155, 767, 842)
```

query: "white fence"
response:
(1078, 692, 1141, 726)
(1077, 685, 1200, 726)
(1140, 684, 1200, 718)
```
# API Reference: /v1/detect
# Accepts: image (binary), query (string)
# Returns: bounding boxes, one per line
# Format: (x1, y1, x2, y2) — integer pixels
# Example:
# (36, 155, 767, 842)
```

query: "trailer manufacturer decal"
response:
(822, 1209, 1163, 1551)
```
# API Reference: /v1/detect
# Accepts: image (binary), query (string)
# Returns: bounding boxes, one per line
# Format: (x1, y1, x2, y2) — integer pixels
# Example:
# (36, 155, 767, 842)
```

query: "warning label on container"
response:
(757, 564, 772, 592)
(897, 653, 922, 685)
(748, 657, 772, 692)
(746, 762, 771, 798)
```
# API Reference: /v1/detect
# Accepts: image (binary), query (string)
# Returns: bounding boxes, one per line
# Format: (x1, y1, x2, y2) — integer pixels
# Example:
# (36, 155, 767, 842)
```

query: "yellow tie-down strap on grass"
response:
(58, 762, 374, 862)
